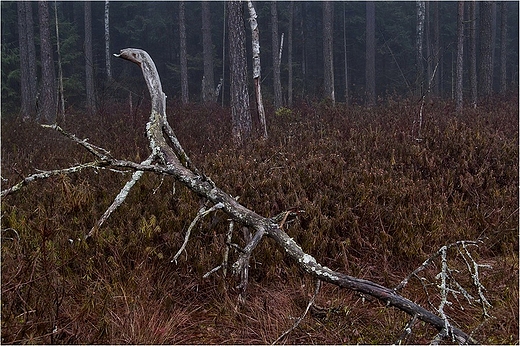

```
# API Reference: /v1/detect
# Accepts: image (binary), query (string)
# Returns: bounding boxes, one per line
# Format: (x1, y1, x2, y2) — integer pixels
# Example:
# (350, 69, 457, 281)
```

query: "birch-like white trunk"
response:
(105, 0, 111, 79)
(247, 0, 267, 139)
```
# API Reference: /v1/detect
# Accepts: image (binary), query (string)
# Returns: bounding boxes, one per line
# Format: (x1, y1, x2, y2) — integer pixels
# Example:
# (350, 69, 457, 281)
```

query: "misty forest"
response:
(1, 1, 518, 344)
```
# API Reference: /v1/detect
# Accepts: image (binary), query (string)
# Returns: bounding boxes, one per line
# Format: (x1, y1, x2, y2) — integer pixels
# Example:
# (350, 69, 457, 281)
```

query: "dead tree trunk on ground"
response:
(3, 48, 484, 345)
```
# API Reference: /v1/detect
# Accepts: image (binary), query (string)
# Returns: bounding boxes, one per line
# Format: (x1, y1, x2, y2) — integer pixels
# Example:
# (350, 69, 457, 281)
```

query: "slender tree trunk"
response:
(18, 1, 31, 120)
(287, 1, 294, 107)
(222, 1, 226, 106)
(202, 1, 216, 103)
(455, 1, 464, 114)
(432, 1, 440, 96)
(26, 2, 38, 116)
(365, 1, 376, 106)
(85, 1, 96, 115)
(479, 1, 494, 97)
(247, 0, 267, 139)
(469, 1, 477, 106)
(227, 1, 252, 145)
(55, 2, 65, 120)
(322, 1, 335, 104)
(271, 2, 283, 110)
(105, 0, 111, 80)
(38, 0, 57, 124)
(343, 2, 349, 105)
(179, 1, 189, 104)
(416, 1, 426, 97)
(499, 1, 507, 93)
(300, 2, 306, 98)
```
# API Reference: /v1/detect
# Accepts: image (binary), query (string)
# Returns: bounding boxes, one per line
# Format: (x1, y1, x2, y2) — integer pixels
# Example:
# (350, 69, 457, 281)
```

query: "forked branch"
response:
(2, 48, 480, 344)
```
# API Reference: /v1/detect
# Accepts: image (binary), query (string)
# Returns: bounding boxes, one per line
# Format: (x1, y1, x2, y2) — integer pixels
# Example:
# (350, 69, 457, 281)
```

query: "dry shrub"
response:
(1, 94, 518, 344)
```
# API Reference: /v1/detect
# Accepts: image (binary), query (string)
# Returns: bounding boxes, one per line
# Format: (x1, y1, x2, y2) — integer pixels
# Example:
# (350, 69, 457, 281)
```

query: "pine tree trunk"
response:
(227, 1, 252, 145)
(499, 1, 507, 93)
(479, 1, 494, 97)
(432, 1, 440, 96)
(247, 0, 267, 139)
(38, 0, 57, 124)
(17, 1, 31, 120)
(365, 1, 376, 106)
(287, 1, 294, 107)
(343, 3, 349, 105)
(179, 1, 189, 104)
(455, 1, 464, 114)
(202, 1, 215, 103)
(415, 1, 426, 97)
(85, 1, 96, 115)
(323, 1, 335, 104)
(469, 1, 477, 106)
(26, 2, 38, 116)
(55, 2, 65, 120)
(105, 0, 111, 80)
(271, 2, 283, 110)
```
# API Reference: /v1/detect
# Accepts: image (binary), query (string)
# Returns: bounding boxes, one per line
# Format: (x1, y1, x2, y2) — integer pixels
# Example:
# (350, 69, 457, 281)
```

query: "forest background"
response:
(1, 1, 519, 344)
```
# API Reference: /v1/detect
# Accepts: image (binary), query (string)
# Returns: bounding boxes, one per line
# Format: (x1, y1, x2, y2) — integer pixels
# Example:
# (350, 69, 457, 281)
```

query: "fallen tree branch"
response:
(2, 48, 481, 344)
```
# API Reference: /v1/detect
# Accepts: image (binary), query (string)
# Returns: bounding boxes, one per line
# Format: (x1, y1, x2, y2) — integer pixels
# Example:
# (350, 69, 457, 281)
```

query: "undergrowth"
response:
(1, 95, 518, 344)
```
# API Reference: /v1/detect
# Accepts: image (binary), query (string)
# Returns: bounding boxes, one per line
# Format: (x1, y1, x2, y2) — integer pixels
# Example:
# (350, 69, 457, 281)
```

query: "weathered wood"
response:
(113, 48, 477, 344)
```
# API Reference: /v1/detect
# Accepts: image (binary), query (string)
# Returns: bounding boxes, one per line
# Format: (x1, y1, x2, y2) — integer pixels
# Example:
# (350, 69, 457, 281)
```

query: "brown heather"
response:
(1, 95, 518, 344)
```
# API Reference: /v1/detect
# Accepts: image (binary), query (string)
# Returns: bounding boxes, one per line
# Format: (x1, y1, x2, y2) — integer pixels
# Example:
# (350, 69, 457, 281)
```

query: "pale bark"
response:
(85, 1, 96, 115)
(323, 1, 335, 104)
(416, 1, 426, 97)
(227, 1, 252, 144)
(38, 0, 57, 124)
(2, 48, 484, 345)
(271, 2, 283, 110)
(105, 0, 111, 80)
(455, 1, 464, 114)
(247, 0, 267, 139)
(179, 1, 189, 104)
(365, 1, 375, 106)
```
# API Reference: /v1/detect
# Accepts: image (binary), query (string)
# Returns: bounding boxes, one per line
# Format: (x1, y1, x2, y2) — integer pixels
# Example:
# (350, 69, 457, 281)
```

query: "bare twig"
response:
(273, 279, 321, 345)
(171, 202, 224, 264)
(394, 313, 418, 345)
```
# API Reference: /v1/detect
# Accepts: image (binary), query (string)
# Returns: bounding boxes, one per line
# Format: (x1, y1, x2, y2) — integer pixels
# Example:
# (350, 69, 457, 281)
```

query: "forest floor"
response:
(1, 95, 518, 344)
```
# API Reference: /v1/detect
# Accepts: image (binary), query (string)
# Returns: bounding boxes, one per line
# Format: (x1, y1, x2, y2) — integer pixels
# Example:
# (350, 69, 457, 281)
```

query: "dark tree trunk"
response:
(479, 1, 494, 97)
(26, 2, 38, 114)
(469, 1, 477, 106)
(271, 2, 283, 110)
(432, 1, 440, 96)
(365, 1, 376, 106)
(455, 1, 464, 114)
(179, 1, 189, 104)
(85, 1, 96, 115)
(18, 2, 32, 119)
(227, 1, 252, 144)
(287, 1, 294, 107)
(202, 1, 215, 103)
(499, 1, 507, 93)
(322, 1, 335, 104)
(38, 0, 57, 124)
